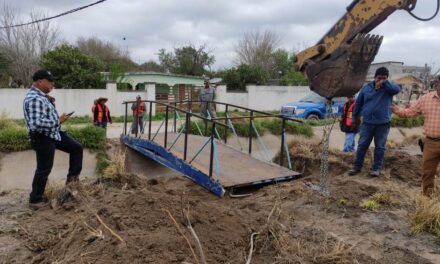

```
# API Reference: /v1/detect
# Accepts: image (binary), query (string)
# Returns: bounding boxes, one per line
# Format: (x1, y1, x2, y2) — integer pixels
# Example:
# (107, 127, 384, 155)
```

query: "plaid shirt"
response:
(23, 87, 61, 141)
(395, 91, 440, 138)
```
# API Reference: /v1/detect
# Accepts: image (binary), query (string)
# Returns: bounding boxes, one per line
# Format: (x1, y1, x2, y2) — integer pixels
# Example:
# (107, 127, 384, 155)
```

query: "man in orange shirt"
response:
(392, 78, 440, 197)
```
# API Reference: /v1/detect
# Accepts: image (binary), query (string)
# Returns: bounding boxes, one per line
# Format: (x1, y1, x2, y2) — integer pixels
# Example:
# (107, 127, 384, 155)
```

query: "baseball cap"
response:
(32, 69, 55, 82)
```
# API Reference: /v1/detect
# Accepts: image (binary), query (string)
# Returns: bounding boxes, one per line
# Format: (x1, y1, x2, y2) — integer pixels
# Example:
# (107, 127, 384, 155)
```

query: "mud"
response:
(1, 139, 439, 264)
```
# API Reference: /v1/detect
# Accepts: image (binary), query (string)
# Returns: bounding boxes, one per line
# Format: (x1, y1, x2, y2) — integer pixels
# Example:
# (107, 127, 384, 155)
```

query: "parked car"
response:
(281, 92, 347, 119)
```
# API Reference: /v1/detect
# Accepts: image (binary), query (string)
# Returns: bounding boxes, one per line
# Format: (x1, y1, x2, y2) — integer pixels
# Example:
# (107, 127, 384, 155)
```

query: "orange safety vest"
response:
(97, 104, 110, 122)
(344, 102, 355, 126)
(133, 102, 145, 116)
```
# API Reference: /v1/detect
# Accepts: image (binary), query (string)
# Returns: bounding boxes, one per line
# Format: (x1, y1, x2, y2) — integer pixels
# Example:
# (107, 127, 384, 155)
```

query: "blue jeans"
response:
(29, 131, 83, 203)
(343, 132, 356, 152)
(353, 123, 390, 171)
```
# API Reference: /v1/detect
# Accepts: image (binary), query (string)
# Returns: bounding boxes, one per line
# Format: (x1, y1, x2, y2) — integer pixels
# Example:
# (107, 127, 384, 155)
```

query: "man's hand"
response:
(375, 79, 384, 90)
(59, 113, 69, 124)
(351, 122, 357, 130)
(390, 105, 400, 114)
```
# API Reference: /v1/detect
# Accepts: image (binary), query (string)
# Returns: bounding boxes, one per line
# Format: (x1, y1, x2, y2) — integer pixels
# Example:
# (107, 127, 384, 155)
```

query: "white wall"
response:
(0, 83, 309, 118)
(216, 85, 310, 112)
(215, 85, 248, 111)
(0, 82, 155, 119)
(248, 85, 310, 111)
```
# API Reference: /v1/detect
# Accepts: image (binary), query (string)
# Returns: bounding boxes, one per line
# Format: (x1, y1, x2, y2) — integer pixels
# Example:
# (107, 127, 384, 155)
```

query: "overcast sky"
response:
(4, 0, 440, 71)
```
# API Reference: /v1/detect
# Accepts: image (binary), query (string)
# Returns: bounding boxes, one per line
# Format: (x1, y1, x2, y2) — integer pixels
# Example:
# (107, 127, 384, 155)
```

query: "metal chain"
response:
(318, 100, 337, 196)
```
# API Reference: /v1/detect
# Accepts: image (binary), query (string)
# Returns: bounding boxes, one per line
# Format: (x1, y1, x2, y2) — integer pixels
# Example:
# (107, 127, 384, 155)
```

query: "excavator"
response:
(295, 0, 440, 99)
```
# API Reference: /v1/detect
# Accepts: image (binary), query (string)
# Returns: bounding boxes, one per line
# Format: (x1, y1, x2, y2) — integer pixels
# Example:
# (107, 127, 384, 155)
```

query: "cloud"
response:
(3, 0, 440, 69)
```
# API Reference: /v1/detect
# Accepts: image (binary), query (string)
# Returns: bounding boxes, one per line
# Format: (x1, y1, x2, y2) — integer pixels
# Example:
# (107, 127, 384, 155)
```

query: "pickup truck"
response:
(280, 92, 347, 120)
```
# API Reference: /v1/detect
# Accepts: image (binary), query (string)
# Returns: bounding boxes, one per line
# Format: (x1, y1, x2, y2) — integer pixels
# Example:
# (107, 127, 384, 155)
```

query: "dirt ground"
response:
(1, 133, 439, 264)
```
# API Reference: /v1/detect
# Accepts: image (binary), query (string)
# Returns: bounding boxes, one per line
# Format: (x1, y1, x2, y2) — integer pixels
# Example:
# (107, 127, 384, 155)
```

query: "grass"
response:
(360, 192, 392, 211)
(360, 200, 380, 211)
(372, 192, 392, 205)
(101, 150, 127, 180)
(337, 198, 348, 206)
(410, 195, 440, 237)
(43, 182, 65, 202)
(251, 202, 355, 263)
(95, 150, 110, 176)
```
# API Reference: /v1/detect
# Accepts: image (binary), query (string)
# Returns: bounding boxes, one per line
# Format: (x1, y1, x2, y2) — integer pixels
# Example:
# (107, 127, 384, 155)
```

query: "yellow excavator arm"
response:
(295, 0, 421, 99)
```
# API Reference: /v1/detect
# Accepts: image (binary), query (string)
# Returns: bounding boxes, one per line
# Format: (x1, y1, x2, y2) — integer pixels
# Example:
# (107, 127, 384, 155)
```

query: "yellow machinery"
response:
(295, 0, 439, 99)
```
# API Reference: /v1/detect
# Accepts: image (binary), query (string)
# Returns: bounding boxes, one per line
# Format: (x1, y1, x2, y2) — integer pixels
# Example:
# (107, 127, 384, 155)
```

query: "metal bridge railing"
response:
(122, 100, 303, 178)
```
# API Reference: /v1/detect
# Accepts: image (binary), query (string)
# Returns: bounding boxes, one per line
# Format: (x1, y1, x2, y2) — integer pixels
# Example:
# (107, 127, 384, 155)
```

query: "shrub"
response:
(261, 119, 314, 138)
(180, 120, 229, 139)
(232, 120, 264, 137)
(65, 125, 106, 150)
(0, 117, 18, 130)
(64, 116, 93, 125)
(390, 115, 424, 128)
(0, 126, 30, 152)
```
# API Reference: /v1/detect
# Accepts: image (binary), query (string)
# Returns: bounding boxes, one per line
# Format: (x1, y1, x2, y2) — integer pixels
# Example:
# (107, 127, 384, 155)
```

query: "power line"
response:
(0, 0, 108, 29)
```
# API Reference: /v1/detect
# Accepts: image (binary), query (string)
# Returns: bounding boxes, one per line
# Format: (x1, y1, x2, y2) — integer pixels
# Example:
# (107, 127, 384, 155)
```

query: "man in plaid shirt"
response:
(23, 70, 83, 210)
(392, 78, 440, 197)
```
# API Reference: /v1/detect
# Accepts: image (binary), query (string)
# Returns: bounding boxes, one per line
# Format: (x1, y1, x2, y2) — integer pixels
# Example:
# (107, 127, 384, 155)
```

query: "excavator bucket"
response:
(304, 34, 383, 99)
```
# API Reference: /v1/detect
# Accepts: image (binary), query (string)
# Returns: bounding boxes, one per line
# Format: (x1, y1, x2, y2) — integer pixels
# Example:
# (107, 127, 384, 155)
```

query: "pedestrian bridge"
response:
(121, 100, 302, 197)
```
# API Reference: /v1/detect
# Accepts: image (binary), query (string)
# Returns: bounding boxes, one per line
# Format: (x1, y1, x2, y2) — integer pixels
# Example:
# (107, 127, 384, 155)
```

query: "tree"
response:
(271, 49, 291, 79)
(76, 37, 138, 71)
(221, 64, 269, 90)
(0, 4, 60, 87)
(158, 44, 215, 76)
(40, 44, 105, 88)
(139, 60, 163, 72)
(270, 49, 308, 85)
(235, 30, 280, 73)
(0, 51, 11, 86)
(282, 69, 309, 86)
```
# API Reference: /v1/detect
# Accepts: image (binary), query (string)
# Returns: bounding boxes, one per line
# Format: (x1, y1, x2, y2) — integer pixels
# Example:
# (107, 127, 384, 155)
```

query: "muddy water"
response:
(0, 150, 97, 191)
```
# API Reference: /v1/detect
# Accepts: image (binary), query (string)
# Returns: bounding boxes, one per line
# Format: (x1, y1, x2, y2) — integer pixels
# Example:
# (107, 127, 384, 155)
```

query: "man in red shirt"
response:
(392, 78, 440, 197)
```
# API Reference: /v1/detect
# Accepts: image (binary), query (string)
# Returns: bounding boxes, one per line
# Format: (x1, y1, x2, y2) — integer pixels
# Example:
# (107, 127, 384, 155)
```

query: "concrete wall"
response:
(216, 85, 310, 112)
(0, 82, 155, 119)
(215, 85, 248, 111)
(0, 83, 310, 118)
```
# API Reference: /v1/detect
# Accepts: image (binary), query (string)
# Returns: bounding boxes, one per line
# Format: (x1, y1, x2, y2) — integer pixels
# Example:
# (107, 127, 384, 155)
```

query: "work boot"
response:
(348, 168, 361, 176)
(28, 201, 47, 211)
(369, 170, 380, 177)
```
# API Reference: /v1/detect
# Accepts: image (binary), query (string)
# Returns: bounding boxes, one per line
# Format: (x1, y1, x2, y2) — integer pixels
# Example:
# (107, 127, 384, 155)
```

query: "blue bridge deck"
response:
(122, 132, 301, 197)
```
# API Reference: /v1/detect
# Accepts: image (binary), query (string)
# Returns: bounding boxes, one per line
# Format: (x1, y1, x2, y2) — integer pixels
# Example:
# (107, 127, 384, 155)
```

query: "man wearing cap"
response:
(131, 95, 146, 135)
(391, 78, 440, 197)
(348, 67, 401, 177)
(199, 79, 216, 119)
(23, 69, 83, 210)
